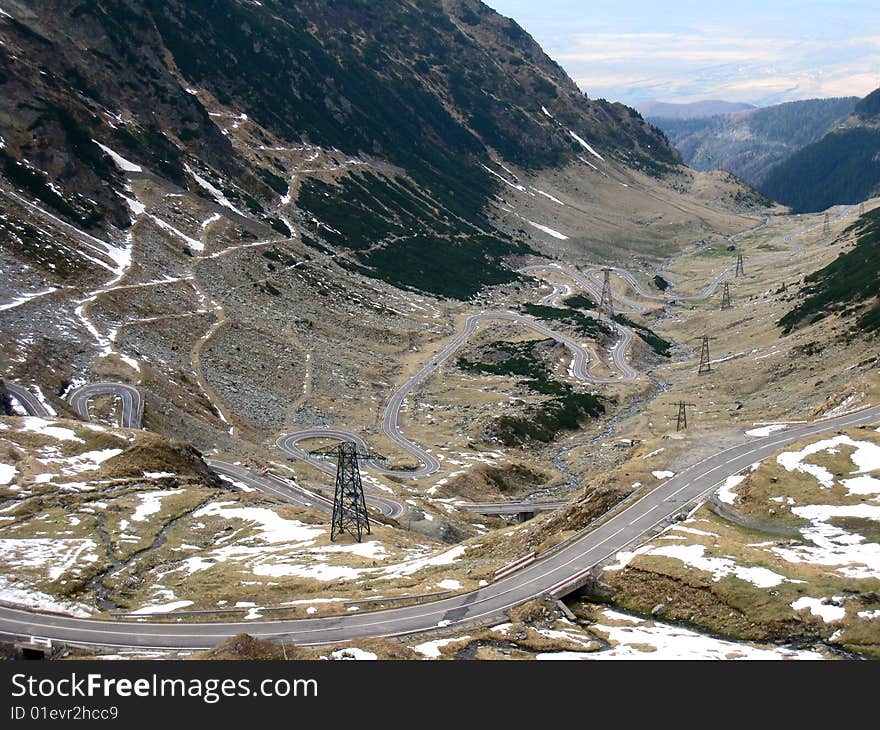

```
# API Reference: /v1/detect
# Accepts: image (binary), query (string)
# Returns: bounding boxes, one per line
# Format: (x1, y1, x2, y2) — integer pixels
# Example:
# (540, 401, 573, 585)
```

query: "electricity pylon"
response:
(697, 336, 715, 375)
(823, 212, 830, 234)
(676, 402, 696, 432)
(600, 268, 615, 319)
(721, 282, 733, 310)
(308, 442, 386, 542)
(735, 254, 745, 277)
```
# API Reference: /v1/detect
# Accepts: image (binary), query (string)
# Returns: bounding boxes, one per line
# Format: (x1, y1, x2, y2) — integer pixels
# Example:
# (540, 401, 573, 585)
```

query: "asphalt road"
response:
(206, 459, 330, 512)
(68, 382, 144, 430)
(278, 308, 637, 480)
(1, 209, 868, 648)
(2, 380, 51, 417)
(463, 501, 568, 515)
(207, 459, 407, 521)
(2, 405, 875, 649)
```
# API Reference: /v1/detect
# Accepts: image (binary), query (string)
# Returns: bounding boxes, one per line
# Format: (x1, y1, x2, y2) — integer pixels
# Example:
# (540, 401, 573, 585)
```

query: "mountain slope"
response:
(779, 207, 880, 334)
(758, 89, 880, 213)
(0, 0, 683, 298)
(0, 0, 763, 458)
(650, 97, 859, 187)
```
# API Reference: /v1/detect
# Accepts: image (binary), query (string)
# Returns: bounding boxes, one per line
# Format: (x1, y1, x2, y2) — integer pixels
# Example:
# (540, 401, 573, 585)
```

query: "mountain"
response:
(0, 0, 765, 456)
(637, 100, 755, 120)
(0, 0, 684, 299)
(758, 89, 880, 213)
(854, 87, 880, 121)
(649, 97, 859, 187)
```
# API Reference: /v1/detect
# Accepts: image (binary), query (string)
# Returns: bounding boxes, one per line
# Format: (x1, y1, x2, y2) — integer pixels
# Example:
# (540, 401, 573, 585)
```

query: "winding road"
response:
(68, 382, 144, 430)
(0, 205, 870, 649)
(2, 380, 51, 418)
(278, 307, 638, 480)
(0, 404, 875, 649)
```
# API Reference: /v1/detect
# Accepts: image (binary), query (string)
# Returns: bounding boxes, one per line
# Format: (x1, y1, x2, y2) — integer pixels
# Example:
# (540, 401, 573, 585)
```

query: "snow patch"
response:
(791, 597, 846, 623)
(93, 141, 142, 172)
(0, 288, 58, 312)
(777, 436, 880, 490)
(717, 474, 746, 505)
(20, 418, 83, 443)
(527, 221, 568, 240)
(131, 600, 194, 615)
(568, 131, 604, 161)
(436, 579, 462, 591)
(746, 424, 788, 438)
(328, 648, 377, 661)
(0, 463, 16, 485)
(643, 543, 789, 588)
(414, 636, 470, 659)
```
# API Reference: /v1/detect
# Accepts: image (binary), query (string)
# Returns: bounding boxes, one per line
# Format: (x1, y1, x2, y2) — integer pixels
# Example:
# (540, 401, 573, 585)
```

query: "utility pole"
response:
(308, 441, 386, 542)
(676, 402, 697, 432)
(735, 254, 745, 277)
(600, 268, 615, 320)
(823, 212, 830, 235)
(697, 336, 715, 375)
(721, 282, 733, 310)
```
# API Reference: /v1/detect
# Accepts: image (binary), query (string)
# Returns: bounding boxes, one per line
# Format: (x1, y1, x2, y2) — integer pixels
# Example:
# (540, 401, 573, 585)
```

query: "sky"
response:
(484, 1, 880, 109)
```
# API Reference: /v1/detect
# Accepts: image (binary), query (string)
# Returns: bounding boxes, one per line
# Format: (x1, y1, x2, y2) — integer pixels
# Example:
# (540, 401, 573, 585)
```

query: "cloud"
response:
(553, 30, 880, 105)
(484, 1, 880, 106)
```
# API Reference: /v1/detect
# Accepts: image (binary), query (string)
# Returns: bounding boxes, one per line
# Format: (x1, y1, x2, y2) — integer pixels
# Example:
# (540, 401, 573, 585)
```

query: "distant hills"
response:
(649, 97, 859, 188)
(637, 100, 755, 120)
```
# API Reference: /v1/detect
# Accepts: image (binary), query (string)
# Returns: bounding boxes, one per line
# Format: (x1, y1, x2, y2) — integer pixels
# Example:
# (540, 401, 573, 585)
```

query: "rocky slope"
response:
(0, 0, 687, 300)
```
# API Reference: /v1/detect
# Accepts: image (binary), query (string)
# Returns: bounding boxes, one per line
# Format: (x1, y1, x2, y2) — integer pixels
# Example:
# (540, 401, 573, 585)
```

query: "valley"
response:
(0, 1, 878, 662)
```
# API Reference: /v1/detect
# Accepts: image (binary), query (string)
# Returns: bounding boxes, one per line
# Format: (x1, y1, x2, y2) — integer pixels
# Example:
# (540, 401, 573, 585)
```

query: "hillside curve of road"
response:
(0, 207, 870, 649)
(68, 382, 144, 430)
(0, 404, 875, 649)
(278, 303, 638, 480)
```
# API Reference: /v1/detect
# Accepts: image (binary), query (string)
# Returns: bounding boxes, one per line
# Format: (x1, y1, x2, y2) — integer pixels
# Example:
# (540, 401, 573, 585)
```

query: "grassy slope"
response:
(457, 339, 605, 445)
(779, 208, 880, 334)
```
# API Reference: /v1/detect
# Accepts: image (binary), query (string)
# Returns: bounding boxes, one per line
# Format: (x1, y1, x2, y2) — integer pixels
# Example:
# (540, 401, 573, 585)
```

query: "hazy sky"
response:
(484, 1, 880, 108)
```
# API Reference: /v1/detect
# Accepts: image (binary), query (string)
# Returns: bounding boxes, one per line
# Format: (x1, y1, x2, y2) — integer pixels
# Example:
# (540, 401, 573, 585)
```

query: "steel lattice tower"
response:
(698, 336, 714, 375)
(676, 402, 696, 432)
(309, 441, 383, 542)
(860, 202, 866, 216)
(600, 268, 615, 319)
(735, 254, 745, 277)
(721, 282, 733, 310)
(824, 212, 830, 234)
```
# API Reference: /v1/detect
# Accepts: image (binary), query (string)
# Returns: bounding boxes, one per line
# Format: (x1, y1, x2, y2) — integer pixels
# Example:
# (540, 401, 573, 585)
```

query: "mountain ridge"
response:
(649, 97, 859, 187)
(758, 87, 880, 213)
